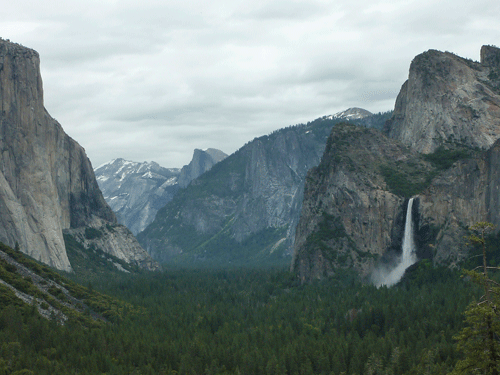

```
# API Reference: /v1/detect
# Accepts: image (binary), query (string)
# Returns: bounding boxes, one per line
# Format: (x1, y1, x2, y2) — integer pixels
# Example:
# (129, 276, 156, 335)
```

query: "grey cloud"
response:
(3, 0, 500, 168)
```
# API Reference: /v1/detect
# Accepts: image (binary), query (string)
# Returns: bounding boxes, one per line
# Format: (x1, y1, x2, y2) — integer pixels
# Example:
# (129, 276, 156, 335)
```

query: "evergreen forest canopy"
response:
(1, 236, 500, 374)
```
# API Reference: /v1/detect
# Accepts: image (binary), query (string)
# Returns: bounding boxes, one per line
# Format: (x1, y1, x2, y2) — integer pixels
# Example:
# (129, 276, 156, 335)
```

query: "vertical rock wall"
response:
(0, 39, 157, 271)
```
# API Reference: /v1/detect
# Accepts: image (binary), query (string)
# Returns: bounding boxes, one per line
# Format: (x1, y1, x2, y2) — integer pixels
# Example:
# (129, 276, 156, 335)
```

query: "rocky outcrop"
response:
(291, 123, 435, 281)
(0, 39, 158, 271)
(177, 148, 228, 188)
(294, 46, 500, 282)
(385, 46, 500, 153)
(415, 139, 500, 266)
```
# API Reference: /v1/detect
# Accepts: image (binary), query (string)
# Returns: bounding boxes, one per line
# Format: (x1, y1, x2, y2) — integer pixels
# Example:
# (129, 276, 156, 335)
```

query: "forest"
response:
(0, 235, 492, 375)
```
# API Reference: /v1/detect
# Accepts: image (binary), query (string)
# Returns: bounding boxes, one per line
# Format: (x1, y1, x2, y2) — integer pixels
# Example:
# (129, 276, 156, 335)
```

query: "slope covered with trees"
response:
(0, 238, 489, 374)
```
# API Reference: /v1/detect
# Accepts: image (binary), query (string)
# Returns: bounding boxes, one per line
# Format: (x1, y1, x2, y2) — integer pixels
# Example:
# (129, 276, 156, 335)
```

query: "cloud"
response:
(2, 0, 500, 167)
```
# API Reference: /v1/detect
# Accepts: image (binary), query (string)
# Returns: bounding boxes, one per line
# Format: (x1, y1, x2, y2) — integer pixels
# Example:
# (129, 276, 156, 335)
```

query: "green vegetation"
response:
(167, 226, 290, 269)
(0, 256, 480, 374)
(0, 242, 142, 329)
(303, 213, 354, 264)
(4, 233, 500, 374)
(452, 223, 500, 374)
(423, 145, 473, 170)
(380, 144, 477, 198)
(64, 233, 139, 284)
(84, 227, 103, 240)
(379, 164, 435, 198)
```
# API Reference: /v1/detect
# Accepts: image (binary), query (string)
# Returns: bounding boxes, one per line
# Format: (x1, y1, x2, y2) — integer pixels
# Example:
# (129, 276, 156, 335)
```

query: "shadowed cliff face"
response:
(386, 46, 500, 153)
(291, 123, 426, 281)
(416, 139, 500, 266)
(0, 39, 158, 272)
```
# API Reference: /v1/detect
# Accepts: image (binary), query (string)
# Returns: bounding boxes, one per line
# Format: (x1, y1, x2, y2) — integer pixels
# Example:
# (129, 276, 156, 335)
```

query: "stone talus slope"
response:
(0, 39, 157, 271)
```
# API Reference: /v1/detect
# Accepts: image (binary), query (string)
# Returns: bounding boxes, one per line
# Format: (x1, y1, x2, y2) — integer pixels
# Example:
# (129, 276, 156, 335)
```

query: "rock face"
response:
(138, 110, 387, 266)
(385, 46, 500, 153)
(293, 45, 500, 282)
(95, 149, 227, 235)
(416, 140, 500, 266)
(0, 39, 158, 272)
(95, 159, 181, 235)
(291, 123, 434, 281)
(177, 148, 228, 188)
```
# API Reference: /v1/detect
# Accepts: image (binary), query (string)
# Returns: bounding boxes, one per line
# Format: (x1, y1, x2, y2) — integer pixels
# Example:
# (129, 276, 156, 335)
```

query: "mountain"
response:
(385, 45, 500, 153)
(292, 45, 500, 282)
(95, 148, 227, 235)
(322, 107, 374, 121)
(177, 148, 228, 188)
(137, 109, 390, 267)
(0, 38, 158, 272)
(95, 159, 181, 235)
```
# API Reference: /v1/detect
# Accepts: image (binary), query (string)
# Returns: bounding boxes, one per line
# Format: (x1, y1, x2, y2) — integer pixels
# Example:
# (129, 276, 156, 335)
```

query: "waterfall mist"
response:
(372, 197, 417, 287)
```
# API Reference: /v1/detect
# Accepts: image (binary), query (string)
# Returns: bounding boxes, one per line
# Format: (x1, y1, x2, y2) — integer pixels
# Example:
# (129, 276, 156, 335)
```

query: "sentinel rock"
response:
(0, 39, 158, 271)
(385, 46, 500, 153)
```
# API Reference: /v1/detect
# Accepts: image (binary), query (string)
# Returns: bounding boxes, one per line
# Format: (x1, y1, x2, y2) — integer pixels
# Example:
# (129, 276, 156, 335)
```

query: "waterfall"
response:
(374, 197, 417, 287)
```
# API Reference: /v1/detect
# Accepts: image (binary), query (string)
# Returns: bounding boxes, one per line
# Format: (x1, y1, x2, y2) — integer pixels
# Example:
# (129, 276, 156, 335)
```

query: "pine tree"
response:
(451, 222, 500, 375)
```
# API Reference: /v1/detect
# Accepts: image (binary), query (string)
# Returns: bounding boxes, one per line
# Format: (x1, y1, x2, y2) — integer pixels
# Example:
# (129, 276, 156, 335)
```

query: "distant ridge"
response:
(95, 149, 227, 235)
(322, 107, 373, 121)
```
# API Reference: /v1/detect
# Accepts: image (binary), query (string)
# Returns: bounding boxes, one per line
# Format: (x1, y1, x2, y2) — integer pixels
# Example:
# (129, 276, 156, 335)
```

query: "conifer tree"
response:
(451, 222, 500, 375)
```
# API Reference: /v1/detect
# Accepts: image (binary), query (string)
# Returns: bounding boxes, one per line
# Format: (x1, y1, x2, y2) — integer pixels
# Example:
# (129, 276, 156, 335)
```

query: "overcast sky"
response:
(2, 0, 500, 168)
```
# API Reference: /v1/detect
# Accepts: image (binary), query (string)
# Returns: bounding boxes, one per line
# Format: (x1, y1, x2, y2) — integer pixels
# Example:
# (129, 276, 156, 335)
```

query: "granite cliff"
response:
(291, 123, 435, 281)
(0, 39, 158, 272)
(386, 45, 500, 153)
(95, 159, 181, 235)
(177, 148, 228, 188)
(293, 45, 500, 282)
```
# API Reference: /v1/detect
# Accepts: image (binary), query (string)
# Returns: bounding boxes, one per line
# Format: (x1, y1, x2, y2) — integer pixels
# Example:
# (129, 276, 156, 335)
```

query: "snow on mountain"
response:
(323, 107, 373, 121)
(95, 149, 227, 235)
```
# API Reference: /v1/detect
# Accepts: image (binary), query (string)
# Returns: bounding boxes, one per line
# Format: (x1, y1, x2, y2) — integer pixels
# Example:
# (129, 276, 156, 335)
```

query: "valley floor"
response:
(0, 261, 479, 374)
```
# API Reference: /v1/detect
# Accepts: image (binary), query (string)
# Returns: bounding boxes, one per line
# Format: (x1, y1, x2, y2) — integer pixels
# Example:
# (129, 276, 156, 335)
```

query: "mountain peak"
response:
(323, 107, 373, 121)
(386, 46, 500, 153)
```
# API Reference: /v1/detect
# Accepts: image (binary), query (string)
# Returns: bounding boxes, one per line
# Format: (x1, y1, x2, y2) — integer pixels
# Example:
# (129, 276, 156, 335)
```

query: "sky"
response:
(2, 0, 500, 168)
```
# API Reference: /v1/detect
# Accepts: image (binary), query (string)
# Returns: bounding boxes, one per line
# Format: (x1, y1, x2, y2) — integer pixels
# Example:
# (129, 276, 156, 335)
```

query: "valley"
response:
(1, 36, 500, 374)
